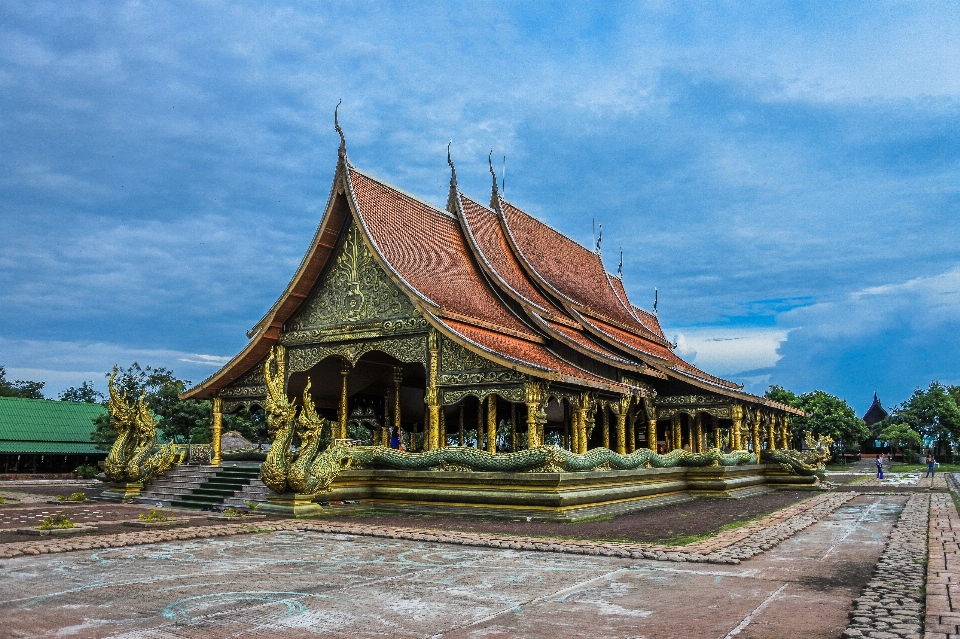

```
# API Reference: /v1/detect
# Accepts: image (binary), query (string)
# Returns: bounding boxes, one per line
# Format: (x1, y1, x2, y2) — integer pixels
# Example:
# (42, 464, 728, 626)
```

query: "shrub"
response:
(37, 514, 76, 530)
(138, 509, 172, 522)
(221, 507, 244, 518)
(73, 465, 99, 479)
(57, 492, 87, 502)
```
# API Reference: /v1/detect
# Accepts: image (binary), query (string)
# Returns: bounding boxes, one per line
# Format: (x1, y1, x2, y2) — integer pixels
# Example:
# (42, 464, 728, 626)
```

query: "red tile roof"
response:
(458, 195, 559, 315)
(436, 316, 628, 392)
(499, 198, 670, 347)
(183, 154, 790, 409)
(578, 313, 739, 389)
(348, 169, 538, 341)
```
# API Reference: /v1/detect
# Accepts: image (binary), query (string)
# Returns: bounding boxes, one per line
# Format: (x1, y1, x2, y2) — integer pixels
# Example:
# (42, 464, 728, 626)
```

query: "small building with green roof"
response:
(0, 397, 107, 474)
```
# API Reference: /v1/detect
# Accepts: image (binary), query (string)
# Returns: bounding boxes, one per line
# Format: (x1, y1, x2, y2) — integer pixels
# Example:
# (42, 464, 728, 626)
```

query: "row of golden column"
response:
(206, 331, 791, 463)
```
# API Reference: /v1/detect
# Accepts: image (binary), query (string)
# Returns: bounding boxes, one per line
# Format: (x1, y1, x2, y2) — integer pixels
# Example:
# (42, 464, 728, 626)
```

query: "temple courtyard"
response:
(0, 468, 957, 639)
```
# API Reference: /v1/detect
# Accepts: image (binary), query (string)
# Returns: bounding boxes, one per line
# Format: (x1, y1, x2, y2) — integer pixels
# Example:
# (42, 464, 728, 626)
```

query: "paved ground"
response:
(0, 494, 905, 639)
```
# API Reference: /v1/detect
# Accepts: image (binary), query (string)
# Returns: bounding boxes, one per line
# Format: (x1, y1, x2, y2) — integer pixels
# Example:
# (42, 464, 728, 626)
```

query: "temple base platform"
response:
(298, 464, 819, 522)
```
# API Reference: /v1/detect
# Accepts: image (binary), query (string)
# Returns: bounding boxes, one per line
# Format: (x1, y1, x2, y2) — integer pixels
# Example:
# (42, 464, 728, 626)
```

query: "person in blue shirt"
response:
(926, 454, 936, 478)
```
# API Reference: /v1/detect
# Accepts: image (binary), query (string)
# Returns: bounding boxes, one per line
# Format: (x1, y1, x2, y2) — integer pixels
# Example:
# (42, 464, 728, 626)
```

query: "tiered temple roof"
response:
(183, 145, 799, 416)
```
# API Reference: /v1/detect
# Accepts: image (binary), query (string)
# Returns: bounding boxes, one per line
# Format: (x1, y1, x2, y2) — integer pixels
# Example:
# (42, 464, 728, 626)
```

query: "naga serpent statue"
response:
(760, 432, 834, 477)
(102, 368, 177, 483)
(257, 347, 829, 495)
(260, 346, 298, 493)
(102, 370, 139, 481)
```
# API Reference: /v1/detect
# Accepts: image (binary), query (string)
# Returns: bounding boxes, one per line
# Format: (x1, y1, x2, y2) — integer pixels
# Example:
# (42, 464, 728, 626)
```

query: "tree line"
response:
(0, 364, 267, 449)
(765, 382, 959, 461)
(3, 364, 956, 459)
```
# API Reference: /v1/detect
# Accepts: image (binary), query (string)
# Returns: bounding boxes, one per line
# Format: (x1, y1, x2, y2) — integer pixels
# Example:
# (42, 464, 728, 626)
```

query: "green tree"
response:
(59, 381, 104, 403)
(877, 422, 923, 459)
(0, 366, 46, 399)
(91, 363, 210, 451)
(887, 381, 960, 459)
(764, 386, 869, 453)
(223, 407, 269, 445)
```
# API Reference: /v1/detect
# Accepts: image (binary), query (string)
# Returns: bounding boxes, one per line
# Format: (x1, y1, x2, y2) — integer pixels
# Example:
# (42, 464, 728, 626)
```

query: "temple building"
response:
(861, 393, 891, 457)
(183, 135, 802, 460)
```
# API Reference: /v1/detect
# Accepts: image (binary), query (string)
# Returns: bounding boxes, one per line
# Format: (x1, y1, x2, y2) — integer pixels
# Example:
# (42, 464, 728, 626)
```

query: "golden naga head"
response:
(107, 367, 137, 430)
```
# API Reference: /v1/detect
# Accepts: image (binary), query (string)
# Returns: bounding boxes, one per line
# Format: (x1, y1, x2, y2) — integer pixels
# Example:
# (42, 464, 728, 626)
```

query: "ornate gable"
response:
(283, 220, 426, 345)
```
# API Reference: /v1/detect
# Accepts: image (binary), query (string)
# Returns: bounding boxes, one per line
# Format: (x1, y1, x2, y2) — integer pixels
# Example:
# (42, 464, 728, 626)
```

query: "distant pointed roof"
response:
(863, 393, 888, 425)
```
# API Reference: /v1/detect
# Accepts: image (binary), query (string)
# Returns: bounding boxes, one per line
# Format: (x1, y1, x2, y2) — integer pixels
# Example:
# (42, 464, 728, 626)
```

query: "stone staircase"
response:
(222, 476, 272, 510)
(133, 465, 221, 506)
(135, 463, 264, 510)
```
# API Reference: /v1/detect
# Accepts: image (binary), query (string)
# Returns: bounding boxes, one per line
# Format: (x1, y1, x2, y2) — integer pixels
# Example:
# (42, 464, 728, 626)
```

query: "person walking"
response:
(875, 455, 883, 479)
(926, 454, 936, 478)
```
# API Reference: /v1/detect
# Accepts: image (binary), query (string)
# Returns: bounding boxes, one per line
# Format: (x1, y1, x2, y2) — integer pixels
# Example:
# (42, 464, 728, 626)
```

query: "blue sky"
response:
(2, 1, 958, 413)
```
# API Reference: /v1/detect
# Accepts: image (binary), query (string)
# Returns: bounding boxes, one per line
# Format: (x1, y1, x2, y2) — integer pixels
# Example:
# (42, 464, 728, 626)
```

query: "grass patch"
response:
(36, 514, 76, 530)
(825, 464, 859, 471)
(138, 509, 173, 523)
(0, 496, 6, 505)
(568, 514, 616, 524)
(221, 507, 245, 518)
(56, 492, 87, 502)
(891, 463, 960, 473)
(660, 513, 767, 546)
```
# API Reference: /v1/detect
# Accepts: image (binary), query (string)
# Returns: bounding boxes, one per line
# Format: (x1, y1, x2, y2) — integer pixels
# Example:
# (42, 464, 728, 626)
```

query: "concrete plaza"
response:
(0, 494, 910, 639)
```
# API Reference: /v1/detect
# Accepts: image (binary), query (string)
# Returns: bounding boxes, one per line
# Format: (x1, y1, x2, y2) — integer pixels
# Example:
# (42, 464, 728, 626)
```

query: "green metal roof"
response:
(0, 397, 106, 454)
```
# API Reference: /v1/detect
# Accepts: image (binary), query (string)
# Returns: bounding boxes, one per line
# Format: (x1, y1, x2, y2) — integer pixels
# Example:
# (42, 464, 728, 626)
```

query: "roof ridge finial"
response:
(489, 149, 500, 204)
(447, 140, 457, 184)
(446, 141, 460, 215)
(334, 99, 346, 159)
(595, 223, 602, 255)
(617, 247, 623, 278)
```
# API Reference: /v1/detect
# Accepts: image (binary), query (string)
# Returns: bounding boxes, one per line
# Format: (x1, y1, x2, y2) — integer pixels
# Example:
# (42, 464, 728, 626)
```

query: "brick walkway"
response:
(926, 491, 960, 638)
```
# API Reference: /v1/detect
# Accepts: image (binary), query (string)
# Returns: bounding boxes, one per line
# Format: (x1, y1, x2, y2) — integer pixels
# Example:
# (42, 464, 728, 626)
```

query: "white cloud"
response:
(779, 265, 960, 339)
(0, 337, 233, 398)
(670, 327, 791, 376)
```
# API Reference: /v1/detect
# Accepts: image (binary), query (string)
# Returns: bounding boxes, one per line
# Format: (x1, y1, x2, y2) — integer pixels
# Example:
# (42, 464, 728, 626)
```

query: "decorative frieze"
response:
(441, 385, 525, 405)
(287, 336, 427, 372)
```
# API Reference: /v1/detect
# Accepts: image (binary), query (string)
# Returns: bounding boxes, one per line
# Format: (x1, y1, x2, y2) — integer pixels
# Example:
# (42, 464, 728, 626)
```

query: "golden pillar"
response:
(524, 381, 542, 448)
(766, 412, 776, 451)
(578, 393, 592, 453)
(584, 400, 595, 453)
(572, 409, 582, 453)
(643, 398, 657, 452)
(211, 397, 223, 466)
(602, 404, 610, 449)
(486, 394, 497, 453)
(627, 406, 636, 453)
(393, 367, 403, 435)
(781, 416, 791, 450)
(339, 361, 350, 442)
(750, 407, 761, 455)
(614, 395, 629, 454)
(671, 415, 681, 450)
(730, 404, 743, 450)
(694, 412, 703, 454)
(439, 406, 447, 448)
(715, 427, 722, 450)
(425, 330, 440, 451)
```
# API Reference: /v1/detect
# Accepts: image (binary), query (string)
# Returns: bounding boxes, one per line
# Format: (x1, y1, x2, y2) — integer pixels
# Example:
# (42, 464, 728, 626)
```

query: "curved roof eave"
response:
(651, 362, 807, 416)
(181, 159, 353, 400)
(423, 311, 630, 395)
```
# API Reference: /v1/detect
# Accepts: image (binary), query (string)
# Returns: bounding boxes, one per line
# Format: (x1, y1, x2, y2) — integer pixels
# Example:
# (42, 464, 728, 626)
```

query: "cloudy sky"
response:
(2, 1, 958, 413)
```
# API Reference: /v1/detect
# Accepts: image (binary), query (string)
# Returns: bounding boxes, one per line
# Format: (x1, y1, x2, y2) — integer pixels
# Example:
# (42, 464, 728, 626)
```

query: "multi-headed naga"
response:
(101, 367, 176, 483)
